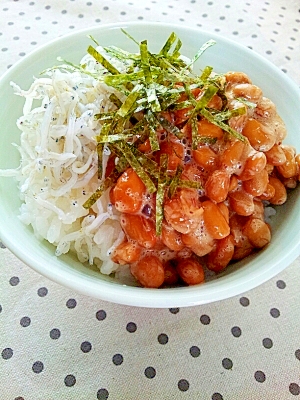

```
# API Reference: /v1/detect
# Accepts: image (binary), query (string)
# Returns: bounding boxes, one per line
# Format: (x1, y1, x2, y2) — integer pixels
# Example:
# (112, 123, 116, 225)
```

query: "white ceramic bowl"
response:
(0, 22, 299, 308)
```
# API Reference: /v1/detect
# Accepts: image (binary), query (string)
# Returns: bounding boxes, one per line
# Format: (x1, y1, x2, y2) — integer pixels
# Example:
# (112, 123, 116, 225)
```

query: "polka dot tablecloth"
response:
(0, 1, 300, 399)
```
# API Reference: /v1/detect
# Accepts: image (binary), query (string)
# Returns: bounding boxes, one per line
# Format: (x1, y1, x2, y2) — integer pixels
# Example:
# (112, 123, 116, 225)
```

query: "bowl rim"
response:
(0, 21, 299, 308)
(1, 19, 299, 87)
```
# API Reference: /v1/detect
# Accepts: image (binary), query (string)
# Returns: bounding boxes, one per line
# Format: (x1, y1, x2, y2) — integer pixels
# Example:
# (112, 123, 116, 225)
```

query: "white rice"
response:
(0, 47, 129, 276)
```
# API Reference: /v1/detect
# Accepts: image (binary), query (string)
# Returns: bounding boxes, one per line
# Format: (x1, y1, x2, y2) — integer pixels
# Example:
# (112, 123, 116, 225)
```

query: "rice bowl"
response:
(0, 22, 299, 307)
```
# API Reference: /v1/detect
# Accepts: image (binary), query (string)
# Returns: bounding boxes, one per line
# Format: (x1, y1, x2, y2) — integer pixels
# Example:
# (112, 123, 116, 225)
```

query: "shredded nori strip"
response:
(83, 167, 124, 209)
(183, 39, 216, 71)
(109, 93, 123, 109)
(120, 28, 140, 46)
(200, 66, 213, 81)
(128, 146, 159, 179)
(103, 71, 144, 87)
(168, 165, 183, 198)
(116, 89, 140, 118)
(156, 154, 169, 235)
(159, 32, 177, 56)
(87, 34, 100, 46)
(94, 111, 116, 122)
(177, 179, 202, 190)
(195, 136, 218, 145)
(157, 114, 184, 139)
(213, 106, 246, 122)
(190, 114, 199, 150)
(236, 97, 257, 109)
(140, 40, 152, 85)
(115, 142, 157, 193)
(97, 142, 103, 179)
(145, 111, 160, 151)
(87, 45, 120, 75)
(200, 108, 246, 141)
(96, 132, 135, 143)
(194, 85, 219, 112)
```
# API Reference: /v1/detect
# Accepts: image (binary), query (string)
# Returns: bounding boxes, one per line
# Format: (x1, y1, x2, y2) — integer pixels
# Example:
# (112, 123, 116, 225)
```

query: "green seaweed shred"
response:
(41, 58, 99, 78)
(172, 37, 182, 58)
(97, 142, 103, 179)
(200, 66, 213, 81)
(157, 114, 184, 139)
(120, 28, 140, 46)
(116, 89, 140, 118)
(145, 111, 160, 151)
(115, 142, 157, 193)
(190, 114, 199, 150)
(140, 40, 152, 85)
(194, 84, 219, 112)
(130, 146, 159, 179)
(103, 45, 139, 62)
(200, 108, 246, 141)
(159, 32, 177, 56)
(236, 97, 257, 109)
(213, 106, 246, 122)
(195, 136, 218, 145)
(168, 165, 183, 198)
(96, 132, 135, 143)
(94, 111, 116, 122)
(183, 39, 216, 71)
(83, 168, 122, 209)
(103, 71, 144, 87)
(177, 179, 202, 190)
(87, 45, 120, 75)
(156, 154, 169, 235)
(87, 34, 100, 46)
(109, 93, 123, 108)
